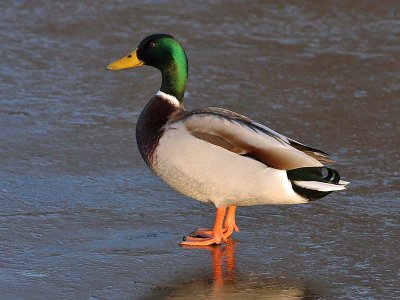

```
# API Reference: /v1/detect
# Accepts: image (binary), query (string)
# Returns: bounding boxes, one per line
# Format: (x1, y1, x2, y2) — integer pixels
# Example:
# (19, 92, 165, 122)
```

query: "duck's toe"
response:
(180, 235, 226, 246)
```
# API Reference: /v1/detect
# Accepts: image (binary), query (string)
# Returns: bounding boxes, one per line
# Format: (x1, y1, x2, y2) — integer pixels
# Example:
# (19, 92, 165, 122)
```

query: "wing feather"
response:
(169, 107, 329, 170)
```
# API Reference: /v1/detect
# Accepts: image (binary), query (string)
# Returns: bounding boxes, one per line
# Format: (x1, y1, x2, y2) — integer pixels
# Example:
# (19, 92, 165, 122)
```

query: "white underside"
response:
(153, 123, 307, 207)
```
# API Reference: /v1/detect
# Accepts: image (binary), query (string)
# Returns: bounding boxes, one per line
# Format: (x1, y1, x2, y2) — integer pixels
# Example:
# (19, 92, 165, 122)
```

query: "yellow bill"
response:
(106, 48, 144, 70)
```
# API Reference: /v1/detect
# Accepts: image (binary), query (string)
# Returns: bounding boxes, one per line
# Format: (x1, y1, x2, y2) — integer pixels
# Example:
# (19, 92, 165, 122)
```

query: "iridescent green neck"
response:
(160, 46, 188, 102)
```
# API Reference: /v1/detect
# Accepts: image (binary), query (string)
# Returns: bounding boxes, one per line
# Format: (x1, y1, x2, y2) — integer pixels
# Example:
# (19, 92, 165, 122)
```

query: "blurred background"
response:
(0, 1, 399, 299)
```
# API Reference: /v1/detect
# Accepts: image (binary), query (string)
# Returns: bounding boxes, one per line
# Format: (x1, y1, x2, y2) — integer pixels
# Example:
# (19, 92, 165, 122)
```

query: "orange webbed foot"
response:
(183, 206, 240, 245)
(191, 228, 213, 238)
(222, 224, 239, 239)
(180, 234, 227, 246)
(191, 225, 239, 239)
(181, 207, 227, 246)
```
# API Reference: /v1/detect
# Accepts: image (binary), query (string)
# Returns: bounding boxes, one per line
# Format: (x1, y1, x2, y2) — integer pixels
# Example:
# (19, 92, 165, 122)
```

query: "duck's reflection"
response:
(178, 240, 319, 300)
(182, 239, 238, 296)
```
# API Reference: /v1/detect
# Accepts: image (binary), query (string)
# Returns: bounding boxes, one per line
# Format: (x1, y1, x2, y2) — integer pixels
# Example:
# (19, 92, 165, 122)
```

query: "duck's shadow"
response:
(144, 239, 321, 299)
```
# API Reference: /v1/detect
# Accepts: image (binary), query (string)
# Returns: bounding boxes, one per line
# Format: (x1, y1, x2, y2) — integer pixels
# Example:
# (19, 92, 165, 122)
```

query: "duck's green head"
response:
(107, 34, 188, 102)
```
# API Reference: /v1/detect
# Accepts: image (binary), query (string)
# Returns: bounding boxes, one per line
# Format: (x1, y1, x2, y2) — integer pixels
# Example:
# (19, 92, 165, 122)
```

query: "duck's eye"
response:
(127, 54, 132, 58)
(149, 42, 156, 48)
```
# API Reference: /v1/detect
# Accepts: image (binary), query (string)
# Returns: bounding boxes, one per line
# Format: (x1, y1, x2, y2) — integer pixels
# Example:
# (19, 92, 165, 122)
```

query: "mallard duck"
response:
(106, 34, 348, 246)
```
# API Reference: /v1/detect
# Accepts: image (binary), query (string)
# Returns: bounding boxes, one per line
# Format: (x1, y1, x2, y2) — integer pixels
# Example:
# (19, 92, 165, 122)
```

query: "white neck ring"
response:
(156, 91, 181, 107)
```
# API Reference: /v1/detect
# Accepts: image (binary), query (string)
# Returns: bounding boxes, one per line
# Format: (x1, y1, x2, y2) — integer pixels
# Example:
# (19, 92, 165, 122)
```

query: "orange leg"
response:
(223, 206, 240, 238)
(181, 207, 227, 246)
(192, 206, 239, 239)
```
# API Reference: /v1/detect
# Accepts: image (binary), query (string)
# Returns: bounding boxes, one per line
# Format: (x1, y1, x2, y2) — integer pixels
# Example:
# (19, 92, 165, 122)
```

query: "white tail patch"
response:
(293, 181, 347, 192)
(339, 180, 350, 185)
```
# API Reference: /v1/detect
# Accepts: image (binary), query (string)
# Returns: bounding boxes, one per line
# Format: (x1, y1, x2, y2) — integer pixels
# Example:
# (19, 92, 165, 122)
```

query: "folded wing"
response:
(170, 107, 333, 170)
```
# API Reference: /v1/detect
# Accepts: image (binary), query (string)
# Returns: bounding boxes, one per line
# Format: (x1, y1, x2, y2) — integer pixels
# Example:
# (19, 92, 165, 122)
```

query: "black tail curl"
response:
(287, 167, 341, 201)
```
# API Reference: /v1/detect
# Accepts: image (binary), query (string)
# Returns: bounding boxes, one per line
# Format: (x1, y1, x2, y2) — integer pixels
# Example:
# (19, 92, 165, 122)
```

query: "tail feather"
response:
(288, 139, 335, 163)
(292, 180, 346, 192)
(287, 167, 348, 201)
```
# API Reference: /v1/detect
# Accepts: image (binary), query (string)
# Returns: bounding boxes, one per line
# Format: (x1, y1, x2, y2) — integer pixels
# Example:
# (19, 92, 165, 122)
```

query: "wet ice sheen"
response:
(0, 1, 399, 299)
